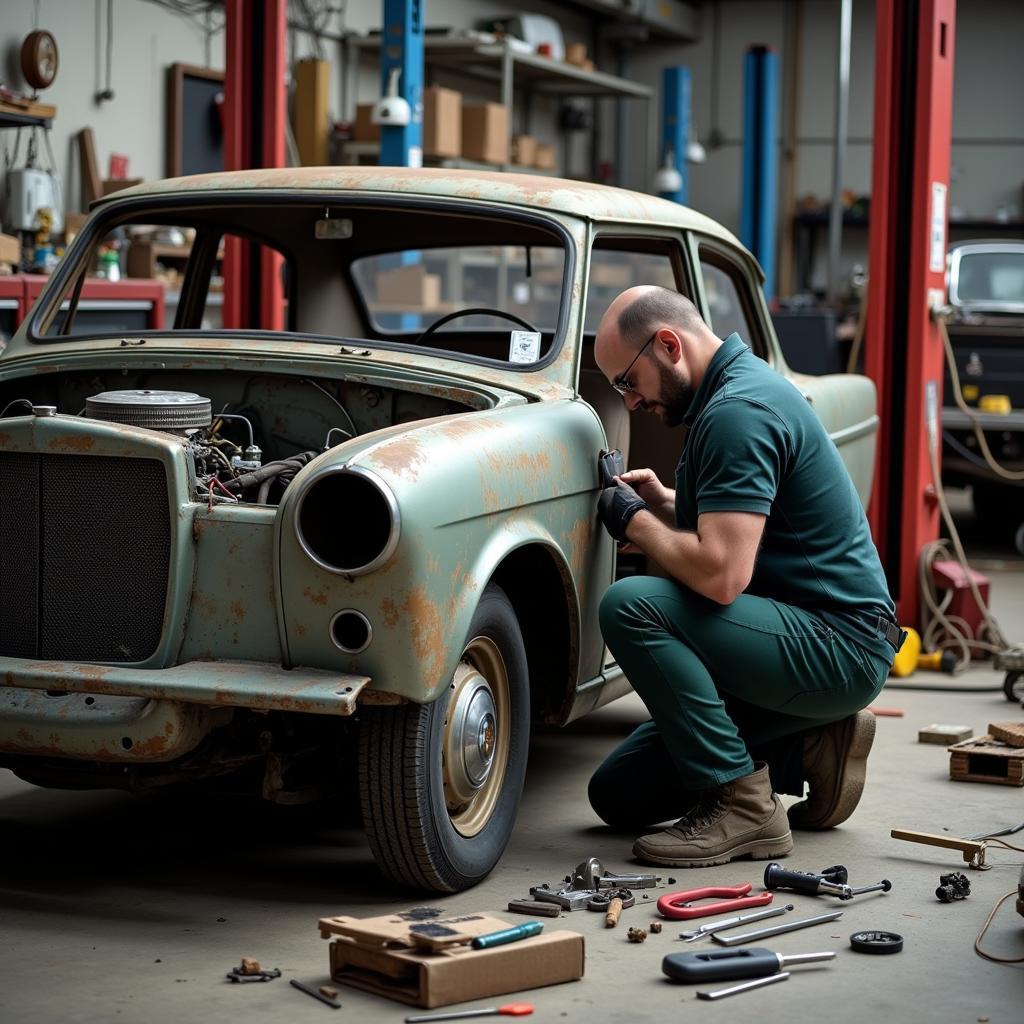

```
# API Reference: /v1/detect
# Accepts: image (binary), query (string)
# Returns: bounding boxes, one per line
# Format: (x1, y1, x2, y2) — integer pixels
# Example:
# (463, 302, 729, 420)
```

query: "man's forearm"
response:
(648, 491, 676, 525)
(625, 509, 736, 604)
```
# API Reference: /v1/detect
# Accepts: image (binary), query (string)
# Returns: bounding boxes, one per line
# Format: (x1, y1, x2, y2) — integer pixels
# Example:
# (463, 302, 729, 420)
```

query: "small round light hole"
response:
(330, 610, 371, 654)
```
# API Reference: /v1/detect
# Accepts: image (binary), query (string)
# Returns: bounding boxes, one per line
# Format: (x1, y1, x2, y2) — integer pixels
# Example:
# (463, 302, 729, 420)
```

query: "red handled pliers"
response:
(656, 882, 773, 920)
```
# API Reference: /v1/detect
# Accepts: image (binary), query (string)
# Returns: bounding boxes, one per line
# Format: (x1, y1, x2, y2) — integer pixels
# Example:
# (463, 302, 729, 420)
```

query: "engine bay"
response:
(0, 369, 480, 506)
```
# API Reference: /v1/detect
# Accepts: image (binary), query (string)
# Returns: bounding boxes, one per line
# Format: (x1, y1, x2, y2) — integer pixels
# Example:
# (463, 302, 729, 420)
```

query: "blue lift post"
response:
(378, 0, 424, 332)
(659, 66, 691, 204)
(379, 0, 424, 168)
(740, 46, 779, 300)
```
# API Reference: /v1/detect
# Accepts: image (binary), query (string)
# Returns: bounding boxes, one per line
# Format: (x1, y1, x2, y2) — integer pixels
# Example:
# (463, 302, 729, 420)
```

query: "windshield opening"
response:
(29, 199, 570, 369)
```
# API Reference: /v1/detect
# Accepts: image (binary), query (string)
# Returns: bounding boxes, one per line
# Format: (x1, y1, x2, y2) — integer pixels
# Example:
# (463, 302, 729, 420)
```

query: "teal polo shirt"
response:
(674, 333, 896, 658)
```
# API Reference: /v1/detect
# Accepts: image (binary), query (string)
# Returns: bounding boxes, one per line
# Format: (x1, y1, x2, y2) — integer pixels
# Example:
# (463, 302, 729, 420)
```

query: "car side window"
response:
(700, 258, 757, 350)
(584, 245, 680, 332)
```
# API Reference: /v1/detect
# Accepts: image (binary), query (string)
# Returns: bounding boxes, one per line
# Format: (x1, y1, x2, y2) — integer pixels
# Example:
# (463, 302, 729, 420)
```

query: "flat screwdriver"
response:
(663, 947, 836, 983)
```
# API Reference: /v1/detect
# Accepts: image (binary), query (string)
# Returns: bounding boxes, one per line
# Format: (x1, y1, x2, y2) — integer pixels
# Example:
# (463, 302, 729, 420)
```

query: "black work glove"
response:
(597, 480, 649, 542)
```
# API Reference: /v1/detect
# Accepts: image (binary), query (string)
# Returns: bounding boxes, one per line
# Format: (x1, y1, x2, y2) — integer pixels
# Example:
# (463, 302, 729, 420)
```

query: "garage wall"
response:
(1, 0, 1021, 295)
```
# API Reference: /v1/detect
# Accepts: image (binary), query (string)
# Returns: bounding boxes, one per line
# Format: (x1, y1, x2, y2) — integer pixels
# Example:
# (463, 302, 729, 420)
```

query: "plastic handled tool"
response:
(711, 910, 843, 946)
(405, 1004, 534, 1023)
(657, 883, 773, 920)
(663, 948, 835, 983)
(763, 862, 891, 901)
(470, 921, 543, 950)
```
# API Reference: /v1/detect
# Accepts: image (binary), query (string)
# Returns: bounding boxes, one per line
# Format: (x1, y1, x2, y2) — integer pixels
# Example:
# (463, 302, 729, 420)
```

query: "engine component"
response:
(936, 872, 971, 902)
(86, 389, 212, 433)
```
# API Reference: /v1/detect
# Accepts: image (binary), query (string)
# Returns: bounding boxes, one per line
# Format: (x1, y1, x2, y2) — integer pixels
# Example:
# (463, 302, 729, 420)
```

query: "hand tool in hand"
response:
(471, 921, 543, 950)
(678, 903, 795, 941)
(289, 978, 341, 1008)
(597, 480, 648, 541)
(711, 910, 843, 946)
(657, 883, 773, 920)
(405, 1004, 534, 1022)
(662, 947, 835, 983)
(696, 971, 791, 1000)
(764, 862, 892, 900)
(598, 448, 625, 487)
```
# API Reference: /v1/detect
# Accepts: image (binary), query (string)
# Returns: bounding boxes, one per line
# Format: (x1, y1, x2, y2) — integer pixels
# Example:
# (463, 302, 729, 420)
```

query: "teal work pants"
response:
(589, 575, 892, 829)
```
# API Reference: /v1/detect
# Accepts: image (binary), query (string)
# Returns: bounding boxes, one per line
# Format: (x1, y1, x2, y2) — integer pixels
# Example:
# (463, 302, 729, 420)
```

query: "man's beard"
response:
(652, 361, 693, 426)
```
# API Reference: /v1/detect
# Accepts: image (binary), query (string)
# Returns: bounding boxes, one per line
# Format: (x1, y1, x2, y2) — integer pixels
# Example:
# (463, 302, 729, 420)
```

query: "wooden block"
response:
(76, 128, 102, 206)
(949, 735, 1024, 786)
(240, 957, 261, 975)
(319, 986, 338, 999)
(989, 721, 1024, 747)
(565, 42, 588, 66)
(919, 724, 973, 744)
(295, 59, 330, 166)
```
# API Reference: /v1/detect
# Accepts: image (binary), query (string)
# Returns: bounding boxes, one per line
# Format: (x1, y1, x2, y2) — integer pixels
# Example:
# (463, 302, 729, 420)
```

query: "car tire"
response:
(358, 583, 530, 892)
(1004, 671, 1023, 704)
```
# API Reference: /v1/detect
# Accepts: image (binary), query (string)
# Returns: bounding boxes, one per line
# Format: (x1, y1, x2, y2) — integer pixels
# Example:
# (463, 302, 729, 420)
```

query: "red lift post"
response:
(865, 0, 956, 626)
(222, 0, 287, 331)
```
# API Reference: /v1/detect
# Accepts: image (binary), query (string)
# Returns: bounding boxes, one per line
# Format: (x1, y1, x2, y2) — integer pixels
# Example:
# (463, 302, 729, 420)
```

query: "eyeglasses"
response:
(611, 331, 657, 395)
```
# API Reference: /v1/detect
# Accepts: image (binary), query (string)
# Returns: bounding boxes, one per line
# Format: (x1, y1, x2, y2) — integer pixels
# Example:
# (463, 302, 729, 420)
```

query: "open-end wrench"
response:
(678, 904, 795, 942)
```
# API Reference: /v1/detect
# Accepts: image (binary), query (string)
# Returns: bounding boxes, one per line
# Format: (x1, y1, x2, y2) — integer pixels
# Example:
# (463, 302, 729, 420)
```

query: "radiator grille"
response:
(0, 453, 171, 662)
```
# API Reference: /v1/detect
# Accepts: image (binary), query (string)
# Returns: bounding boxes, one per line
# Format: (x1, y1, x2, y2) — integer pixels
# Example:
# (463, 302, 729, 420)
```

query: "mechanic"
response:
(589, 285, 901, 868)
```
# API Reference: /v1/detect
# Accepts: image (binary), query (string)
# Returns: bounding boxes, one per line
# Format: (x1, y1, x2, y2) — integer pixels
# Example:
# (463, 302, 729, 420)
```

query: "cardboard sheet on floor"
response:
(318, 910, 584, 1008)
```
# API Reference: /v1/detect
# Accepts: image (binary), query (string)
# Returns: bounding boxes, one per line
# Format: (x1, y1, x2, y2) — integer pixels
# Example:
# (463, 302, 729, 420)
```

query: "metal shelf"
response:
(349, 34, 652, 102)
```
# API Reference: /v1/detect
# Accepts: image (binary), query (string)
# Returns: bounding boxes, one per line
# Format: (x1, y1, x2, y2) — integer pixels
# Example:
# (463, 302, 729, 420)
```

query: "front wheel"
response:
(1005, 671, 1023, 703)
(358, 584, 530, 892)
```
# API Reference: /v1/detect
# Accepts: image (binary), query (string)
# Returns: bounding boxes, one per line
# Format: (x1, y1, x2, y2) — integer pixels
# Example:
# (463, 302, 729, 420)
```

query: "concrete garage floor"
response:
(2, 537, 1022, 1022)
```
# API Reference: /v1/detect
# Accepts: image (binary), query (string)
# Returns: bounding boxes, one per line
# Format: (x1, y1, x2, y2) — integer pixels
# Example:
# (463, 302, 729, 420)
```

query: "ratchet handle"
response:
(763, 862, 828, 895)
(663, 948, 781, 983)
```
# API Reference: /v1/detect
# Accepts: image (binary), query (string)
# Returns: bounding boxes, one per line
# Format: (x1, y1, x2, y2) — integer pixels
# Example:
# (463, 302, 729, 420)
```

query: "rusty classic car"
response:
(0, 169, 880, 892)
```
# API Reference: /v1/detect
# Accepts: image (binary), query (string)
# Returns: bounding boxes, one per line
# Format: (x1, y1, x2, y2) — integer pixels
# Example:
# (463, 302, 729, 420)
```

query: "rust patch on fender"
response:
(303, 586, 328, 606)
(229, 600, 246, 622)
(380, 597, 400, 628)
(402, 586, 444, 685)
(369, 436, 428, 480)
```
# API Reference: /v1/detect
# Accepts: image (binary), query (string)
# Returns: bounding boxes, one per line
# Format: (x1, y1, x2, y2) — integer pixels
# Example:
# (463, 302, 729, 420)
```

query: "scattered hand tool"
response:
(586, 887, 634, 926)
(565, 857, 660, 891)
(663, 948, 835, 983)
(711, 910, 843, 946)
(696, 971, 791, 1000)
(225, 966, 281, 983)
(471, 921, 543, 950)
(289, 978, 341, 1007)
(529, 884, 598, 911)
(406, 1003, 534, 1022)
(507, 898, 561, 918)
(849, 930, 903, 954)
(677, 903, 795, 942)
(657, 883, 773, 920)
(763, 862, 892, 901)
(936, 872, 971, 902)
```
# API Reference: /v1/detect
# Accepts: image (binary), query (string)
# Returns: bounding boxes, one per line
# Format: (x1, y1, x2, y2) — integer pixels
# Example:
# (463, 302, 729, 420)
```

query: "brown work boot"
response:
(788, 710, 876, 830)
(631, 763, 793, 868)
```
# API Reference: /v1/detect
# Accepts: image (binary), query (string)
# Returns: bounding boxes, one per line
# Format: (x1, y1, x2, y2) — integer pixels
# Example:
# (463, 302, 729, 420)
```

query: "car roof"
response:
(98, 166, 745, 248)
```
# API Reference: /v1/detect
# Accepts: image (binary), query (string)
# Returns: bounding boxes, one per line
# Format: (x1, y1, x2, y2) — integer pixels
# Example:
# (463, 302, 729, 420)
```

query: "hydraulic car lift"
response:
(865, 0, 956, 625)
(222, 0, 287, 331)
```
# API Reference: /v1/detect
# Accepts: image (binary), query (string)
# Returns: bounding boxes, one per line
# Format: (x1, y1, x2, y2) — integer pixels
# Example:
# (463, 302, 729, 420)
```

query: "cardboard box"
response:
(511, 134, 537, 166)
(461, 103, 509, 164)
(375, 264, 442, 308)
(565, 42, 588, 66)
(0, 233, 21, 267)
(320, 911, 584, 1009)
(533, 143, 557, 171)
(353, 103, 381, 143)
(423, 86, 461, 158)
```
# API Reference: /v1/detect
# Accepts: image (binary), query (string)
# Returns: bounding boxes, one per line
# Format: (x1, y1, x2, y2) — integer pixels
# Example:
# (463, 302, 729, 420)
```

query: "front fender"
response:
(275, 401, 606, 702)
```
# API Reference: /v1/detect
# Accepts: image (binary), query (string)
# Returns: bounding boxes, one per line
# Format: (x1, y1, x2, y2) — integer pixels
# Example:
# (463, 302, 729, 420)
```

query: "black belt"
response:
(875, 616, 907, 652)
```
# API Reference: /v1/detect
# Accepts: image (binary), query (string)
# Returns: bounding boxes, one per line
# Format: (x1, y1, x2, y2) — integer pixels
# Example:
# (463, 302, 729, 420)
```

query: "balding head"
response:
(593, 285, 723, 423)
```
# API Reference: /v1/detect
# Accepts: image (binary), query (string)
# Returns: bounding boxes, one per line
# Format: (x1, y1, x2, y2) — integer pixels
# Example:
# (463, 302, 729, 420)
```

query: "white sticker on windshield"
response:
(509, 330, 541, 364)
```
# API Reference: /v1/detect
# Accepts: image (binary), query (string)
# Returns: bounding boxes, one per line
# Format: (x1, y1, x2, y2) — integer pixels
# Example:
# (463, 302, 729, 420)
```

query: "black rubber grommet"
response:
(850, 930, 903, 954)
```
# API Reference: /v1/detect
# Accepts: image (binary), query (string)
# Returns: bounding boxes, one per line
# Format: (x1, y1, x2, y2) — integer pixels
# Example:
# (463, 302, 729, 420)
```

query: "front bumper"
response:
(0, 656, 370, 716)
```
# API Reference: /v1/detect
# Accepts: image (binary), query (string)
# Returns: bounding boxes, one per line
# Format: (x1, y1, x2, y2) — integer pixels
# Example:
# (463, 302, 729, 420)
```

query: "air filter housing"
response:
(85, 390, 212, 433)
